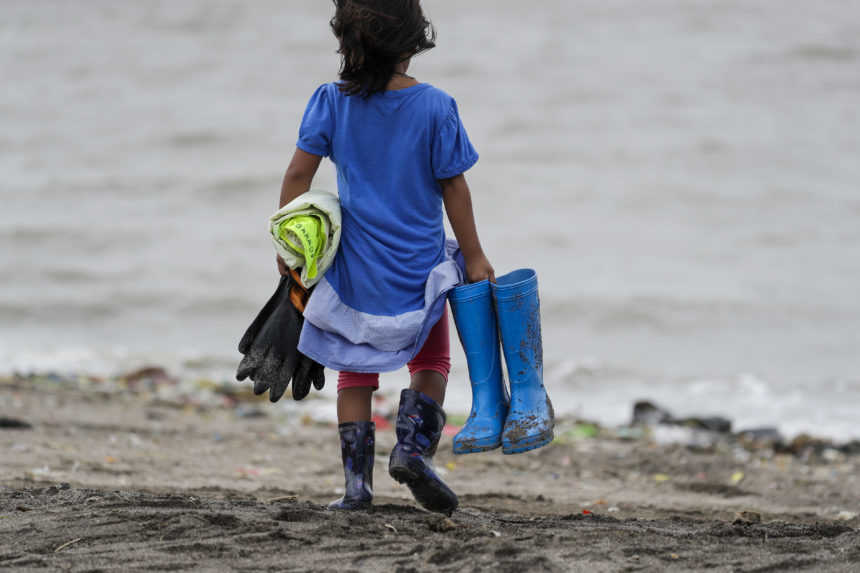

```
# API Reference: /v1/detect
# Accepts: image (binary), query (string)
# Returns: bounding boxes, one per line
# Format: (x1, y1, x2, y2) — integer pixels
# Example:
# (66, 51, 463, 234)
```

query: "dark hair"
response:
(330, 0, 435, 97)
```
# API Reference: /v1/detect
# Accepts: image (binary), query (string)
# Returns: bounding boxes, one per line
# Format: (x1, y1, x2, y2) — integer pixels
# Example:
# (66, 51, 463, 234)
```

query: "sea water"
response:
(2, 1, 859, 439)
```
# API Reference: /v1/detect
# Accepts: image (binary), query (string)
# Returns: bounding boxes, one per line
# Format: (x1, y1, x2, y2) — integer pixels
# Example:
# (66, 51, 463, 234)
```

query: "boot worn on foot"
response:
(388, 389, 458, 515)
(328, 421, 374, 511)
(449, 280, 509, 454)
(492, 269, 555, 454)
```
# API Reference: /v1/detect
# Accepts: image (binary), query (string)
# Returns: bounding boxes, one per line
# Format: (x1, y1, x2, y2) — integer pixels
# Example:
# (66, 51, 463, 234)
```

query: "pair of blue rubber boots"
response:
(449, 268, 555, 455)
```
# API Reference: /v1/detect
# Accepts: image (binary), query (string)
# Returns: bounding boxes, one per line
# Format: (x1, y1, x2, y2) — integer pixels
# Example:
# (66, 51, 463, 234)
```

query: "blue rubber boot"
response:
(388, 389, 458, 515)
(492, 269, 555, 454)
(328, 421, 374, 510)
(449, 280, 509, 454)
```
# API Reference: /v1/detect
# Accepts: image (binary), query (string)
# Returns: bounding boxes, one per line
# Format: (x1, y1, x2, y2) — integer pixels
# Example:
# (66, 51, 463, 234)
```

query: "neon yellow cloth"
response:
(276, 214, 328, 280)
(269, 189, 341, 289)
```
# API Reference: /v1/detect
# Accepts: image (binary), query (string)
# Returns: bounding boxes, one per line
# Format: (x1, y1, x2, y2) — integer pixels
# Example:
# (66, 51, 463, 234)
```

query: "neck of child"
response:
(386, 59, 418, 91)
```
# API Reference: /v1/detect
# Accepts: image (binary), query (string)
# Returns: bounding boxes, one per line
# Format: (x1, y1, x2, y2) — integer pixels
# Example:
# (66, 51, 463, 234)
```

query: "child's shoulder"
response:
(306, 82, 340, 100)
(417, 83, 456, 106)
(403, 84, 465, 125)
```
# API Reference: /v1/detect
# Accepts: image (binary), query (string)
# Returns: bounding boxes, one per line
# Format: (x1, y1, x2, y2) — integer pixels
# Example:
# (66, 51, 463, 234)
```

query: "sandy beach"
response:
(2, 373, 858, 572)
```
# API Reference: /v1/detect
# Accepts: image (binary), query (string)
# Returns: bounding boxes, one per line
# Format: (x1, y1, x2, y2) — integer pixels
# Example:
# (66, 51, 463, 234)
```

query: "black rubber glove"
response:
(236, 275, 325, 401)
(290, 355, 325, 400)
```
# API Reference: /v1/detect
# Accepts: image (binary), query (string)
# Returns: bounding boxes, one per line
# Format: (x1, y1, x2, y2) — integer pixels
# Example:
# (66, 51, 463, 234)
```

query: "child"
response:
(277, 0, 493, 514)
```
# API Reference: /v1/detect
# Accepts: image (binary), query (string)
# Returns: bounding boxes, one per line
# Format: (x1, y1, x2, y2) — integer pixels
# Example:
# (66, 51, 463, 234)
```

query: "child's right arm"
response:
(276, 148, 322, 275)
(279, 148, 322, 207)
(441, 174, 495, 284)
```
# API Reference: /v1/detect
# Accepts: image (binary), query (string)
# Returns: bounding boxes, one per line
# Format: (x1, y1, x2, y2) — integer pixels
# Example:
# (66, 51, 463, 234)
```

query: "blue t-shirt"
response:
(297, 82, 478, 317)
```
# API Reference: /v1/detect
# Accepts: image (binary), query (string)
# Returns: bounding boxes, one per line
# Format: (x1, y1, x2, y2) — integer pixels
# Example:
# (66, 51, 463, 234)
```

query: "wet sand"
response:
(2, 377, 858, 571)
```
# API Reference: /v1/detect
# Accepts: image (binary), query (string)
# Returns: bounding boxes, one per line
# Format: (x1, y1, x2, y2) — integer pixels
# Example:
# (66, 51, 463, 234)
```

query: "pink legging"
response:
(337, 308, 451, 391)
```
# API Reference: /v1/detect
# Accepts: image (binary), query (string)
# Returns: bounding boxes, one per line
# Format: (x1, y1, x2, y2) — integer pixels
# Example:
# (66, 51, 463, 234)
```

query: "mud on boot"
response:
(492, 269, 555, 454)
(328, 421, 374, 511)
(449, 280, 510, 454)
(388, 389, 458, 515)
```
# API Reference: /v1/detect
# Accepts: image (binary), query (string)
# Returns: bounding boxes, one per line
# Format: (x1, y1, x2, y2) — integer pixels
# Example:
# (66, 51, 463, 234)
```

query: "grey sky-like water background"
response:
(2, 1, 859, 438)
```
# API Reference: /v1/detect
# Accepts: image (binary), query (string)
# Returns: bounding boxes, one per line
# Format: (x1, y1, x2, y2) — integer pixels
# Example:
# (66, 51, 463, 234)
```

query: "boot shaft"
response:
(492, 269, 543, 385)
(449, 281, 508, 394)
(394, 389, 445, 456)
(338, 421, 375, 494)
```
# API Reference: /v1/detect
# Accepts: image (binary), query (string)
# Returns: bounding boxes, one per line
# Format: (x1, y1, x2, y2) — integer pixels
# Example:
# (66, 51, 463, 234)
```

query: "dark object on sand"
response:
(839, 440, 860, 455)
(736, 427, 784, 448)
(0, 417, 33, 430)
(632, 401, 673, 426)
(632, 401, 732, 433)
(119, 366, 174, 387)
(236, 274, 324, 401)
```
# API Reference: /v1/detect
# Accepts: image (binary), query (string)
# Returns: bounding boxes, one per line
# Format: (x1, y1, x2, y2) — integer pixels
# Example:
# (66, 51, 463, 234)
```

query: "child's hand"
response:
(465, 252, 495, 284)
(276, 255, 289, 276)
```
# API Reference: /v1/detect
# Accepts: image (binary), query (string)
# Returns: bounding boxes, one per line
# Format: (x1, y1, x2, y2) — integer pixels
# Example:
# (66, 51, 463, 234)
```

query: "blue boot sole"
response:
(502, 428, 554, 455)
(452, 434, 502, 454)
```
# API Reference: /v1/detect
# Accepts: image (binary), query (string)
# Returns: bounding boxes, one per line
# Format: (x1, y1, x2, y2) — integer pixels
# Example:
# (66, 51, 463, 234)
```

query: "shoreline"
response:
(4, 368, 860, 448)
(2, 370, 859, 570)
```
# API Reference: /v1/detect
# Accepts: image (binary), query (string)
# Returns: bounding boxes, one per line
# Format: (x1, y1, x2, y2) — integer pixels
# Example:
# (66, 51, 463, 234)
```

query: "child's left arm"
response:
(441, 174, 495, 284)
(276, 148, 323, 275)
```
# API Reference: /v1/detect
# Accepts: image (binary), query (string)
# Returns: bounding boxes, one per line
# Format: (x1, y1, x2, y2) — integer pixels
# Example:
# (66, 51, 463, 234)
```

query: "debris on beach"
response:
(631, 400, 733, 450)
(119, 366, 175, 388)
(553, 421, 601, 444)
(3, 371, 858, 461)
(627, 400, 860, 459)
(0, 417, 33, 430)
(1, 369, 269, 413)
(632, 400, 731, 433)
(733, 511, 762, 524)
(428, 516, 458, 532)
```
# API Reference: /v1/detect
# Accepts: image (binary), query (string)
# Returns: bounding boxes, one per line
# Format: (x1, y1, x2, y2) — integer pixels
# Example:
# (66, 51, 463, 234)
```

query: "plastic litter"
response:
(371, 414, 392, 431)
(733, 511, 761, 524)
(442, 424, 461, 437)
(0, 417, 33, 430)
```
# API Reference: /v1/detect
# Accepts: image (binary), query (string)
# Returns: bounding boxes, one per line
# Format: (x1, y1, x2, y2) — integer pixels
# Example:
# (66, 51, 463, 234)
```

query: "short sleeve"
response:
(297, 85, 334, 157)
(431, 99, 479, 180)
